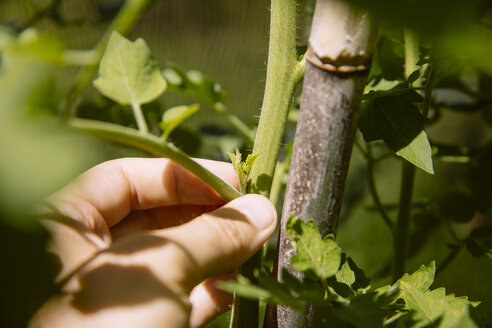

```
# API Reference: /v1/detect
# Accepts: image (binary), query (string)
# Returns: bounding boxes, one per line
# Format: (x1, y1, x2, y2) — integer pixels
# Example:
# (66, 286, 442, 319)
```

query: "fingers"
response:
(189, 273, 234, 328)
(39, 158, 238, 280)
(89, 194, 275, 293)
(44, 158, 238, 235)
(110, 204, 220, 241)
(47, 194, 275, 328)
(149, 194, 277, 291)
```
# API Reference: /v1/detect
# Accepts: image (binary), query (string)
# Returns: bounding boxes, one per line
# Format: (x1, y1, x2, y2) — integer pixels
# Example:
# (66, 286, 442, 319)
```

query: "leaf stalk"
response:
(68, 118, 241, 201)
(131, 101, 149, 134)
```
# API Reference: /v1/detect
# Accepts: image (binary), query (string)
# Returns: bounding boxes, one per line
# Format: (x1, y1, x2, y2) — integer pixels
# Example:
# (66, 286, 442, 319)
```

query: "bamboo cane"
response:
(266, 1, 377, 326)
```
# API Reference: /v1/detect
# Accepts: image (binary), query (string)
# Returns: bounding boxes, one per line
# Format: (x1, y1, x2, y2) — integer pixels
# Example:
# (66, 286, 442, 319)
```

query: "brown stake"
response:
(265, 0, 377, 327)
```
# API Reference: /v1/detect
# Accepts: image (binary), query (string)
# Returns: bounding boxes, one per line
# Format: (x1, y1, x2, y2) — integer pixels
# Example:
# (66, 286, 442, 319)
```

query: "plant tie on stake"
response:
(306, 0, 377, 73)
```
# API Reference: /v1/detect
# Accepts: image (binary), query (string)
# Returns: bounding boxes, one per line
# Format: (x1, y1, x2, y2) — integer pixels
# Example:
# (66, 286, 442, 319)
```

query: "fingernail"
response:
(230, 194, 277, 230)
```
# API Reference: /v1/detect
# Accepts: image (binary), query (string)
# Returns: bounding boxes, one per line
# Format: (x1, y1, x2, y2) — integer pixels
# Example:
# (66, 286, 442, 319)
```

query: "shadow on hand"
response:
(105, 234, 169, 255)
(70, 206, 254, 314)
(71, 263, 184, 313)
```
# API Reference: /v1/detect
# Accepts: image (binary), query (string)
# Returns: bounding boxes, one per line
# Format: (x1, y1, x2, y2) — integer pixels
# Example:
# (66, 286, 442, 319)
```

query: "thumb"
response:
(153, 194, 277, 292)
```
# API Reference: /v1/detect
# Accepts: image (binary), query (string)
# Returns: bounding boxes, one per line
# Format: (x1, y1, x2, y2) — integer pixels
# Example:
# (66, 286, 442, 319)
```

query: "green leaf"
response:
(331, 255, 370, 297)
(218, 274, 271, 301)
(400, 281, 447, 327)
(218, 274, 303, 311)
(408, 69, 421, 85)
(159, 104, 199, 142)
(93, 31, 167, 106)
(367, 37, 405, 85)
(257, 271, 305, 310)
(398, 261, 435, 293)
(226, 149, 259, 194)
(364, 78, 400, 93)
(281, 269, 325, 303)
(314, 291, 397, 328)
(242, 152, 259, 176)
(280, 268, 304, 292)
(440, 297, 479, 328)
(400, 282, 480, 328)
(163, 63, 226, 105)
(286, 215, 341, 280)
(359, 86, 434, 172)
(347, 257, 371, 291)
(395, 130, 434, 174)
(227, 148, 244, 193)
(336, 257, 355, 286)
(359, 87, 425, 151)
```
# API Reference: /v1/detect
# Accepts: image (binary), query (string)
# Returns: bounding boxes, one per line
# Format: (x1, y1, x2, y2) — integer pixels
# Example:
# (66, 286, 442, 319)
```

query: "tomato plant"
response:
(0, 0, 491, 327)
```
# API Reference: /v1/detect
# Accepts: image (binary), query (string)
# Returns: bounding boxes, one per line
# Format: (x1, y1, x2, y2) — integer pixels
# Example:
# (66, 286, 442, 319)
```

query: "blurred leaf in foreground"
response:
(0, 27, 85, 328)
(0, 29, 92, 229)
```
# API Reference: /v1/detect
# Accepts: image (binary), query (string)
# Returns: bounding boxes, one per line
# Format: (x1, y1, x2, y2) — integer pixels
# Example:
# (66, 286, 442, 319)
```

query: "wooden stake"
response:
(266, 0, 377, 326)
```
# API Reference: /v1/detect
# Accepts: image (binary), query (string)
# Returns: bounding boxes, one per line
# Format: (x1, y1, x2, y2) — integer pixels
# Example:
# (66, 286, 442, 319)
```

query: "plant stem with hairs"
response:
(68, 118, 241, 201)
(229, 1, 305, 327)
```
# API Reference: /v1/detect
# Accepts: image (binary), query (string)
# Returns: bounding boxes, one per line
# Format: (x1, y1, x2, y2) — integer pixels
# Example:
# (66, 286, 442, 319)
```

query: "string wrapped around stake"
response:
(307, 0, 377, 73)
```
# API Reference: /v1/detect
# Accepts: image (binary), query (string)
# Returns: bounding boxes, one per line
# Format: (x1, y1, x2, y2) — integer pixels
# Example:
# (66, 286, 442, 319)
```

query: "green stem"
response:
(367, 143, 394, 233)
(422, 58, 436, 118)
(392, 161, 416, 282)
(321, 279, 331, 298)
(61, 50, 99, 66)
(68, 118, 241, 201)
(384, 312, 406, 326)
(62, 0, 154, 119)
(230, 1, 303, 327)
(404, 29, 420, 80)
(393, 29, 420, 282)
(131, 101, 149, 134)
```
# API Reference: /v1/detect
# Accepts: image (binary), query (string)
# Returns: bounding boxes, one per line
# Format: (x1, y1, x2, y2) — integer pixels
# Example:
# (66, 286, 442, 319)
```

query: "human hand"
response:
(30, 158, 277, 328)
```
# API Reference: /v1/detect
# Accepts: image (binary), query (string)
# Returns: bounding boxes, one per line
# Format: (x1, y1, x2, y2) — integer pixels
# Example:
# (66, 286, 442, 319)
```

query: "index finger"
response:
(45, 158, 239, 231)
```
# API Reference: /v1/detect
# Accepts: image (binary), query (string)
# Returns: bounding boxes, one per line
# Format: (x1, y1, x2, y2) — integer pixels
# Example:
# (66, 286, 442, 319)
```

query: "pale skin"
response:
(30, 158, 277, 328)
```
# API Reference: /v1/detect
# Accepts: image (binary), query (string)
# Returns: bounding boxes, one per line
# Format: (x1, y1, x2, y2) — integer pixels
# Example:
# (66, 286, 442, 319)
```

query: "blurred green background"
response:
(1, 0, 492, 327)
